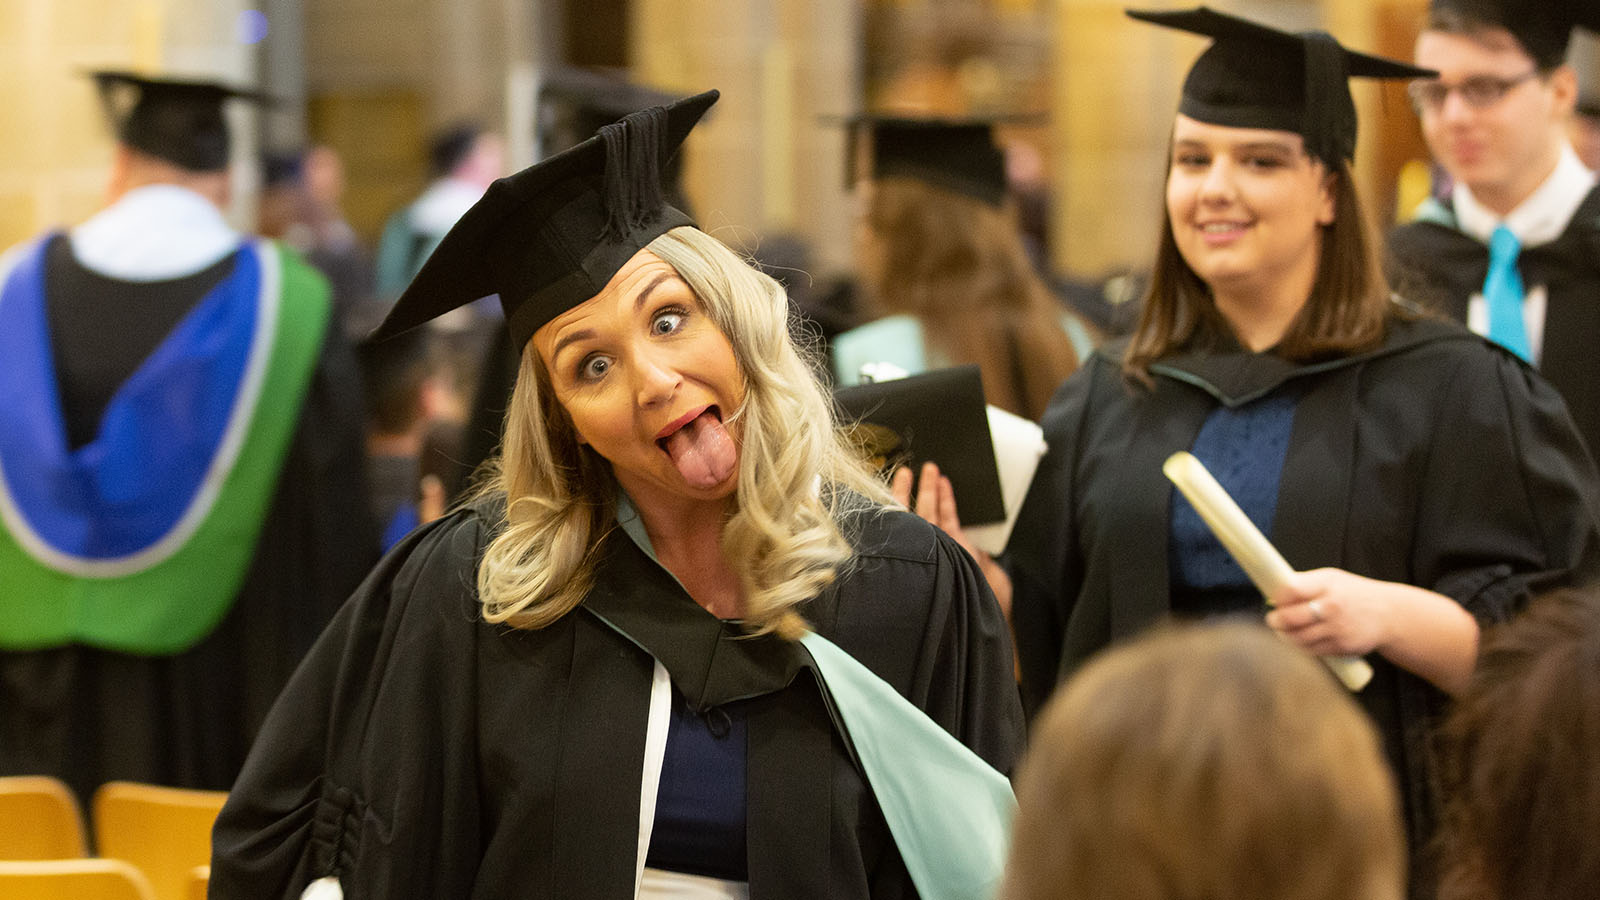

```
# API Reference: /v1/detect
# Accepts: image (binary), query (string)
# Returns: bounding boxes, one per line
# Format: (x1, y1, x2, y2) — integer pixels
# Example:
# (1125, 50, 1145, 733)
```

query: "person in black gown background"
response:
(996, 10, 1600, 898)
(1387, 1, 1600, 461)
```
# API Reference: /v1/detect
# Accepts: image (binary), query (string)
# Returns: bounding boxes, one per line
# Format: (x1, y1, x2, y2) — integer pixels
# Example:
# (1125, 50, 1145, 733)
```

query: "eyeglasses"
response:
(1407, 71, 1541, 112)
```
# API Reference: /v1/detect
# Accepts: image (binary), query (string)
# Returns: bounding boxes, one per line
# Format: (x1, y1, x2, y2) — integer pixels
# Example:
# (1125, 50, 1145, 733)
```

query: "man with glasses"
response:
(1388, 1, 1600, 458)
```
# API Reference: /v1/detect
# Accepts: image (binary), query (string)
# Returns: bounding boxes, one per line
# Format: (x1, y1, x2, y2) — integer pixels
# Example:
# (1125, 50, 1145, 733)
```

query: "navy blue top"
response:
(645, 689, 749, 880)
(1168, 389, 1297, 618)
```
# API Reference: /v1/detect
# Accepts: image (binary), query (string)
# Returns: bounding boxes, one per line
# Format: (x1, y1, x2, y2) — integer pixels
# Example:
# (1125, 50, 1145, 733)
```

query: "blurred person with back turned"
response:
(1388, 0, 1600, 457)
(354, 325, 449, 552)
(210, 89, 1022, 900)
(998, 10, 1600, 898)
(0, 72, 376, 801)
(1002, 622, 1405, 900)
(832, 116, 1093, 421)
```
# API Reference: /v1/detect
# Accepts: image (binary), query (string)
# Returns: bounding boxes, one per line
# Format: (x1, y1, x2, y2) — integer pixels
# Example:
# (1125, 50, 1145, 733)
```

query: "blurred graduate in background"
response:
(832, 115, 1094, 421)
(0, 71, 376, 800)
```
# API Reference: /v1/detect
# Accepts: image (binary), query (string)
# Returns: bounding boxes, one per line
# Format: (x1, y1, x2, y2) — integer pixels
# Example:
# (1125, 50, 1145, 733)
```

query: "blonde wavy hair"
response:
(476, 226, 894, 638)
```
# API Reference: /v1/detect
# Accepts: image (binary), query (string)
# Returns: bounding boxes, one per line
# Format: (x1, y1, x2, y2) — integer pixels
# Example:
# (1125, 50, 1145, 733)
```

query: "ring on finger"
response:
(1308, 599, 1325, 623)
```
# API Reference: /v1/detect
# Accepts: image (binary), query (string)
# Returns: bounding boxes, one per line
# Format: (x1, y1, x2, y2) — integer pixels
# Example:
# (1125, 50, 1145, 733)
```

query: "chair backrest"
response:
(0, 858, 157, 900)
(0, 776, 89, 859)
(187, 865, 209, 900)
(91, 782, 228, 900)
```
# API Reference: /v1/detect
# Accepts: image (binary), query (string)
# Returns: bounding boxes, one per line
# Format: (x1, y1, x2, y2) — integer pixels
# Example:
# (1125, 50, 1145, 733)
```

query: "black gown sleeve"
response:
(210, 510, 490, 900)
(1003, 364, 1097, 717)
(829, 509, 1026, 776)
(910, 520, 1027, 775)
(1413, 346, 1600, 620)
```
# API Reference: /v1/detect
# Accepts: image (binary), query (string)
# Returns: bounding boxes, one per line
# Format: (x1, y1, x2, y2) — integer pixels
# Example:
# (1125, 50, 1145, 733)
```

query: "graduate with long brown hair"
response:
(1003, 10, 1600, 897)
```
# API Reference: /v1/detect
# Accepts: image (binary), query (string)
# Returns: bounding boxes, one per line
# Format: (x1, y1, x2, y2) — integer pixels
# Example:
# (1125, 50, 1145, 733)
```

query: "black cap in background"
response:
(91, 70, 270, 172)
(538, 66, 681, 144)
(1127, 7, 1435, 165)
(844, 115, 1014, 207)
(371, 89, 718, 350)
(834, 365, 1005, 526)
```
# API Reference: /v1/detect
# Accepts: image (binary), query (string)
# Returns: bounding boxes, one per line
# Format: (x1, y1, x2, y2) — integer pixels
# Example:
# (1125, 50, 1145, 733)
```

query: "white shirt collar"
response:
(70, 184, 241, 281)
(407, 177, 485, 236)
(1453, 144, 1598, 247)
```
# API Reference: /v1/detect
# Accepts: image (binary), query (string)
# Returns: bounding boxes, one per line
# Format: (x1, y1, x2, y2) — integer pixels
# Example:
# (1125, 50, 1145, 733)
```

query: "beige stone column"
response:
(630, 0, 860, 272)
(1050, 0, 1180, 278)
(0, 0, 258, 248)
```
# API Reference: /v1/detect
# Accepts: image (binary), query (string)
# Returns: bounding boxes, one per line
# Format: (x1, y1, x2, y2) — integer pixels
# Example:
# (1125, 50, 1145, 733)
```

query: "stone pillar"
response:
(1052, 0, 1347, 278)
(260, 0, 309, 152)
(0, 0, 259, 247)
(1051, 0, 1177, 278)
(629, 0, 861, 271)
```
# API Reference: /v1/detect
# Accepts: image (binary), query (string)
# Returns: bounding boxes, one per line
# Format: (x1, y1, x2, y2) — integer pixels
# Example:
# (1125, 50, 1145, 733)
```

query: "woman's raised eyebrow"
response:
(633, 271, 676, 311)
(549, 328, 597, 364)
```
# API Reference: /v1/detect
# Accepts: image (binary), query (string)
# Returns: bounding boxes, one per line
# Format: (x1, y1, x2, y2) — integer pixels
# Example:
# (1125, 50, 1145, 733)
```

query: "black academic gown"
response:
(1005, 315, 1600, 897)
(1387, 186, 1600, 457)
(210, 500, 1023, 900)
(0, 236, 378, 802)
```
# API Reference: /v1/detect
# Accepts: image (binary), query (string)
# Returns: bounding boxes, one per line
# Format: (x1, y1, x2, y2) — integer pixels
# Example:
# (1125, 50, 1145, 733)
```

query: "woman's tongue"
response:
(661, 410, 737, 489)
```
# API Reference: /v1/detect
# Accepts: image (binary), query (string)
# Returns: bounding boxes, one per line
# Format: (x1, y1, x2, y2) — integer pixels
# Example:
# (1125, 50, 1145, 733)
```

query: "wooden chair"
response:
(187, 864, 209, 900)
(0, 858, 156, 900)
(91, 782, 228, 900)
(0, 776, 89, 859)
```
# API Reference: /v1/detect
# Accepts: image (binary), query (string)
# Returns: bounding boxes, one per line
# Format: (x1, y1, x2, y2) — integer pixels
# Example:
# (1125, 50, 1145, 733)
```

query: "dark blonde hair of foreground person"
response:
(1436, 588, 1600, 900)
(1001, 623, 1405, 900)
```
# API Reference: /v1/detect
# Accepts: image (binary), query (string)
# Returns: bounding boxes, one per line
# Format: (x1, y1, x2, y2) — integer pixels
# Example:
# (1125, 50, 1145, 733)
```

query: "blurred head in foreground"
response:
(1002, 622, 1404, 900)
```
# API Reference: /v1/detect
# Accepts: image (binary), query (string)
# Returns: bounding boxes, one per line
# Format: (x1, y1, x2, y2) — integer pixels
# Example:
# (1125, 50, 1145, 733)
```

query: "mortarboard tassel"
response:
(598, 104, 669, 241)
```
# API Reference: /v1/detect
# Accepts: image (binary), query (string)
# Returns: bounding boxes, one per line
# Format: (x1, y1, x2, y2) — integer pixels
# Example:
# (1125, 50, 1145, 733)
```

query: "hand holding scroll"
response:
(1163, 452, 1374, 691)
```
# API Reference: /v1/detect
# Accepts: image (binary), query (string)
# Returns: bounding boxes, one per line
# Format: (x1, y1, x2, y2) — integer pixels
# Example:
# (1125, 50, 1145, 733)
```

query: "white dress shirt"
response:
(1451, 144, 1598, 364)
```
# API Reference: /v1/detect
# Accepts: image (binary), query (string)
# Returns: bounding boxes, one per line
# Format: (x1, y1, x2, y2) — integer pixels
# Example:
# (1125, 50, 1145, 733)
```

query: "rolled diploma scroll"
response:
(1163, 451, 1374, 692)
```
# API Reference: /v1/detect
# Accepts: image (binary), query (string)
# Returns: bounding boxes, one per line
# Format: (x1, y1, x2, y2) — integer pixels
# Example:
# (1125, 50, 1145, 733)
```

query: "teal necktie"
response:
(1484, 225, 1532, 362)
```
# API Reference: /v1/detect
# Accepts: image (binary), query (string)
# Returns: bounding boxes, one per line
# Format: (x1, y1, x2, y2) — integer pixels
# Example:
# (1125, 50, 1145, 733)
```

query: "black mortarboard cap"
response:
(1127, 7, 1435, 165)
(834, 365, 1006, 526)
(1429, 0, 1600, 69)
(847, 115, 1012, 206)
(539, 66, 681, 141)
(371, 89, 718, 350)
(535, 68, 693, 213)
(91, 71, 270, 172)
